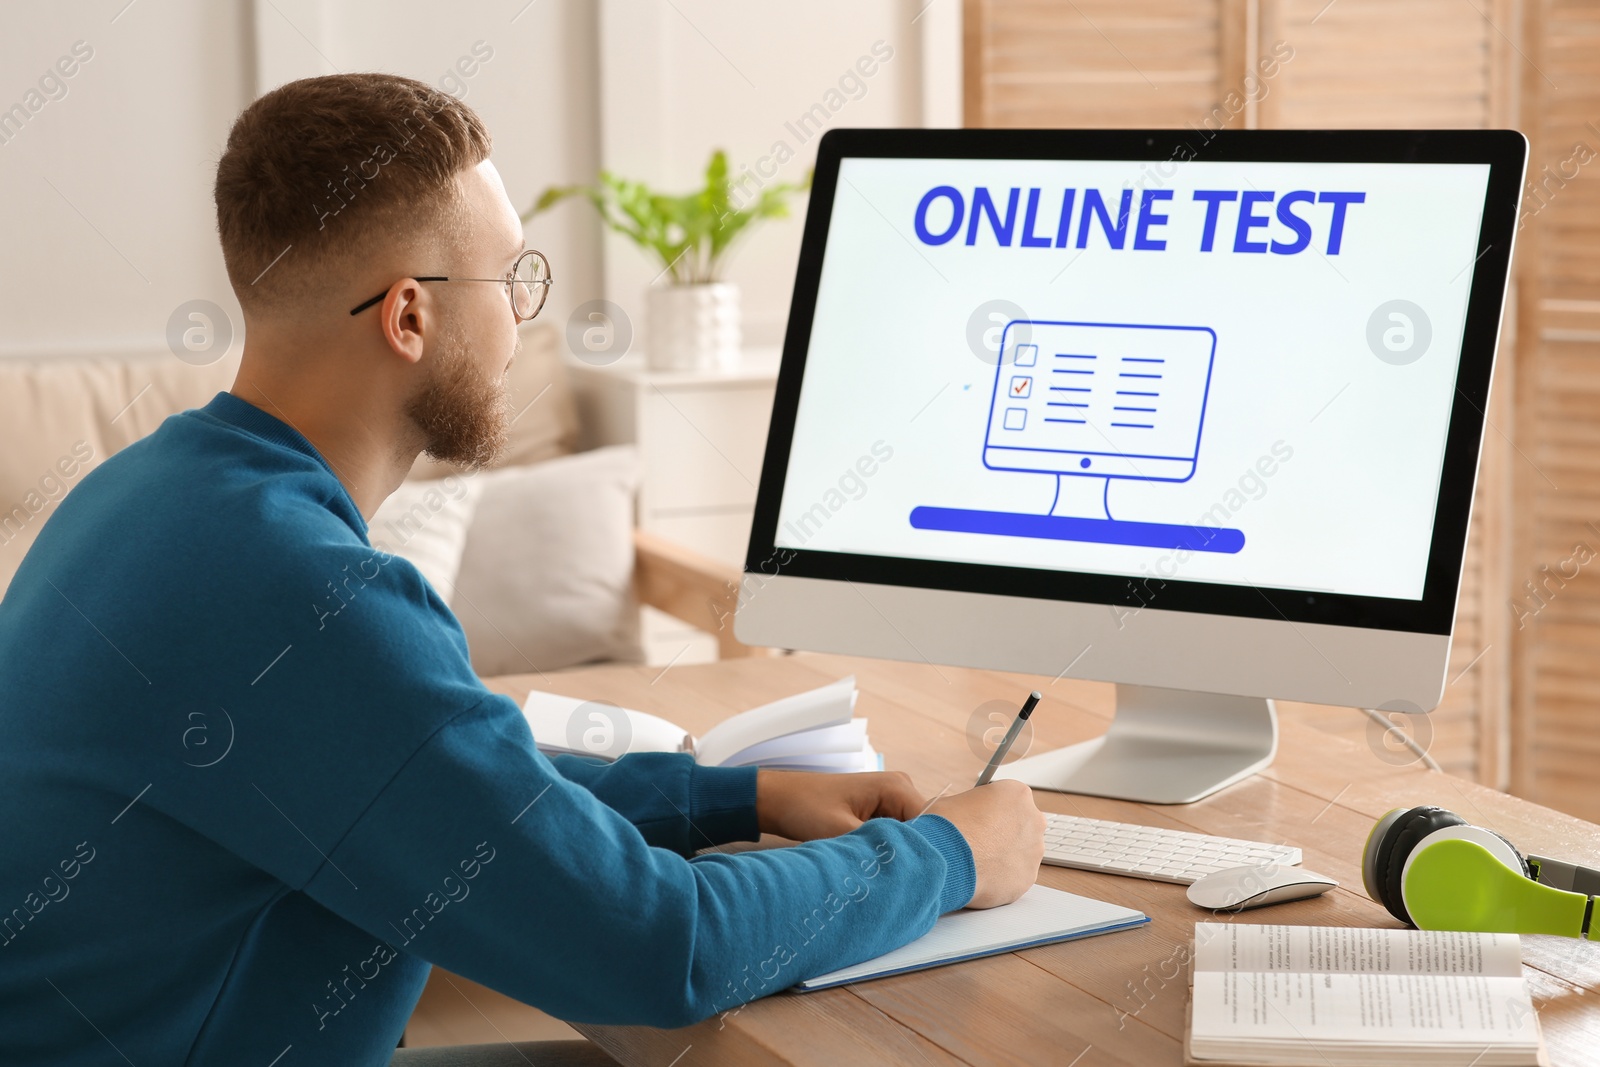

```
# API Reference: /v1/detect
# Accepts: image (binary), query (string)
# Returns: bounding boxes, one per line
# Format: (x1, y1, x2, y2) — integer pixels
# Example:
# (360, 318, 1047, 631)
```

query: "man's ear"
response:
(376, 280, 430, 366)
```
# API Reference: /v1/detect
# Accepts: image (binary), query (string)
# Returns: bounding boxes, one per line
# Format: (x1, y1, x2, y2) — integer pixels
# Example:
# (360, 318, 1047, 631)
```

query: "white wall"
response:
(250, 0, 606, 344)
(597, 0, 960, 347)
(0, 0, 959, 361)
(0, 0, 253, 356)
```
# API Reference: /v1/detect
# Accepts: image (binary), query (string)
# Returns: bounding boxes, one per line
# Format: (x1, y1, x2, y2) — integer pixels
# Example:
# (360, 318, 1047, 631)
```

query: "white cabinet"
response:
(570, 349, 780, 665)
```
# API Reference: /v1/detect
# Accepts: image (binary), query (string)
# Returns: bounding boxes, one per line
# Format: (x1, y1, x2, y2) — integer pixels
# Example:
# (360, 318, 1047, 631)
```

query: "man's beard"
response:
(404, 318, 515, 472)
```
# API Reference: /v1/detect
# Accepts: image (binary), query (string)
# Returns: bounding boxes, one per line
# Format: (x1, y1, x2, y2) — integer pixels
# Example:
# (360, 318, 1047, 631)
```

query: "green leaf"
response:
(519, 183, 584, 223)
(521, 150, 810, 283)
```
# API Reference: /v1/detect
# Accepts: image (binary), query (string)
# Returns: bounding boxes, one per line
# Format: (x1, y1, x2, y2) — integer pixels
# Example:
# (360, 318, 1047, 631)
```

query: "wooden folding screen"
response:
(964, 0, 1599, 820)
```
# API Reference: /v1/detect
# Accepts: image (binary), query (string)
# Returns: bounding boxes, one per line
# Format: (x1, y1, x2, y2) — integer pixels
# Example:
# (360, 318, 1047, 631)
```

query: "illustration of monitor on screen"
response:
(910, 320, 1246, 554)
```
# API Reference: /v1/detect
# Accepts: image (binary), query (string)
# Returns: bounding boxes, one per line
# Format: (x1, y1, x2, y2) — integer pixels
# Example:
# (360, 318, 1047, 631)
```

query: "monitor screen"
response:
(752, 130, 1524, 635)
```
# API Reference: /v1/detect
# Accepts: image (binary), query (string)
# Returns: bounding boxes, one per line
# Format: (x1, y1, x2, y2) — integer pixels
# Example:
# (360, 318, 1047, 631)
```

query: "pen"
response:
(974, 690, 1040, 787)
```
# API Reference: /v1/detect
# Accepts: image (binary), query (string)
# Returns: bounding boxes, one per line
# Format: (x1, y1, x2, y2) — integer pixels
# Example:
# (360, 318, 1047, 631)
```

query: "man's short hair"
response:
(213, 72, 492, 312)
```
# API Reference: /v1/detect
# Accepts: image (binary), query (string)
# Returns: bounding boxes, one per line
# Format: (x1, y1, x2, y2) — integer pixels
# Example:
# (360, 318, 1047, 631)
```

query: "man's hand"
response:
(754, 768, 931, 842)
(752, 770, 1045, 910)
(926, 780, 1045, 908)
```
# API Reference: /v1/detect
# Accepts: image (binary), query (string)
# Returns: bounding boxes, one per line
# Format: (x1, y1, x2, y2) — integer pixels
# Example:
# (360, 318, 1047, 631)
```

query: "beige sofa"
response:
(0, 322, 750, 660)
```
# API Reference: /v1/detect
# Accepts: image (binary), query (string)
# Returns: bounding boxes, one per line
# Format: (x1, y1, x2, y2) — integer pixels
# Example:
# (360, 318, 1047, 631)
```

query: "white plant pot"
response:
(645, 282, 741, 372)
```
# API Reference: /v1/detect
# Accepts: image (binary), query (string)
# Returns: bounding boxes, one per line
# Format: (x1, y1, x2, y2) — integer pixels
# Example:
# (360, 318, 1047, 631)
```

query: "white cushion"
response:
(367, 474, 484, 597)
(448, 445, 644, 675)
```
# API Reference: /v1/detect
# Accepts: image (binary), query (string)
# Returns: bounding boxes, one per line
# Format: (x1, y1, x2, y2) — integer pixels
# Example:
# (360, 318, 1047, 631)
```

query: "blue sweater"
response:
(0, 391, 976, 1066)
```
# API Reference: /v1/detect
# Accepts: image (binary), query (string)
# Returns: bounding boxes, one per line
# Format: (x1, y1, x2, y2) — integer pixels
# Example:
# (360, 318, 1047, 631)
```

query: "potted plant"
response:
(524, 150, 811, 371)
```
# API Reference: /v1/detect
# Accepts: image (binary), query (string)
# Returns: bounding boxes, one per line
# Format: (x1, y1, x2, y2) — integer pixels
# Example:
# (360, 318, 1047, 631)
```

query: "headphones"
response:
(1362, 805, 1600, 940)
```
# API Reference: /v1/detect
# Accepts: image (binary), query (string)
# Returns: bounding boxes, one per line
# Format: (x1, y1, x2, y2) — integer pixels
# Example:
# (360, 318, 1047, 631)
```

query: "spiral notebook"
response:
(793, 883, 1148, 992)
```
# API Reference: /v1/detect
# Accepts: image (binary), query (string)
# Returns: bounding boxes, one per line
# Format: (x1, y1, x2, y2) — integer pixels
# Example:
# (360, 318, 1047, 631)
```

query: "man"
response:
(0, 73, 1043, 1065)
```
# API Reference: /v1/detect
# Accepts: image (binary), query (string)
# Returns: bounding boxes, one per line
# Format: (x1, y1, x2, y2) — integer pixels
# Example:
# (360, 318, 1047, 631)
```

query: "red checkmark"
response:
(1013, 381, 1028, 394)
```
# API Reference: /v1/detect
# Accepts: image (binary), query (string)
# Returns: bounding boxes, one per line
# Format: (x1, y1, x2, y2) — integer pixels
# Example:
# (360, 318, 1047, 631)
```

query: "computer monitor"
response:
(735, 128, 1526, 803)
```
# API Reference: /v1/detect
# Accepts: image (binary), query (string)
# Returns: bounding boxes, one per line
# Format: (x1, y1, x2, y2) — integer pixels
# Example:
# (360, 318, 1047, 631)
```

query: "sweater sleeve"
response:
(545, 752, 761, 855)
(300, 694, 976, 1029)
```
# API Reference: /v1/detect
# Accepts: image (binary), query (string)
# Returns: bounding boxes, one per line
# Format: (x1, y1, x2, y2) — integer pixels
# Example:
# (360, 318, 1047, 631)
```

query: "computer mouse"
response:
(1186, 863, 1338, 911)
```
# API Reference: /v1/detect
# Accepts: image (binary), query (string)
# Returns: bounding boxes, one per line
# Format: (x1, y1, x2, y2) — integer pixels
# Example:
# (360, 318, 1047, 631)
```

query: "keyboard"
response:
(1042, 812, 1301, 885)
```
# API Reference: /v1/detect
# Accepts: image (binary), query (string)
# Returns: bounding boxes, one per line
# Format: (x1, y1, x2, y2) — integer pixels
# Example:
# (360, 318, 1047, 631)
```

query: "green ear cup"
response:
(1403, 838, 1591, 938)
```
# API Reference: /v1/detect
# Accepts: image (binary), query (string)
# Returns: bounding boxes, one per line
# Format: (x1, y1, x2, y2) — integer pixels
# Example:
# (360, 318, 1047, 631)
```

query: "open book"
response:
(1186, 923, 1546, 1067)
(520, 676, 881, 772)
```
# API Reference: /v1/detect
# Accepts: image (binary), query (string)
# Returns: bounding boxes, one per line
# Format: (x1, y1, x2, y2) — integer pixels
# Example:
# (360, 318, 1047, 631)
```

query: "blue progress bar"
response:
(909, 507, 1245, 553)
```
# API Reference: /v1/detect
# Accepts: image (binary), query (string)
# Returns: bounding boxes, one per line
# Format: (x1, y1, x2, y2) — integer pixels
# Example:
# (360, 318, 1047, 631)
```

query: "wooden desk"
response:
(483, 653, 1600, 1066)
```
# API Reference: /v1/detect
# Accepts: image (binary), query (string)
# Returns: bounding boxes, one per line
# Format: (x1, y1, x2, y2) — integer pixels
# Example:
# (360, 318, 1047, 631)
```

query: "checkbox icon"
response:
(1013, 343, 1038, 367)
(1003, 407, 1026, 430)
(1009, 375, 1032, 399)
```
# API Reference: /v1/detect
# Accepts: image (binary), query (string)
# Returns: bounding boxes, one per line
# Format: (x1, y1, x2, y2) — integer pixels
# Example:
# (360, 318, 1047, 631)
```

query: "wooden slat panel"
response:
(964, 0, 1233, 129)
(962, 0, 1517, 789)
(1509, 0, 1600, 822)
(1253, 0, 1511, 786)
(1258, 0, 1496, 129)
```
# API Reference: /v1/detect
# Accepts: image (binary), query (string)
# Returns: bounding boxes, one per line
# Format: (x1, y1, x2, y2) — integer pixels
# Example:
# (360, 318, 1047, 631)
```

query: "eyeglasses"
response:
(348, 248, 552, 321)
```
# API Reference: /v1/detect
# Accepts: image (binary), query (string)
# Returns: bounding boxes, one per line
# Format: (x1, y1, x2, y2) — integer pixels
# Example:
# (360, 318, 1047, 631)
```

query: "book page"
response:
(521, 690, 689, 760)
(1194, 923, 1524, 978)
(694, 676, 857, 767)
(1191, 971, 1539, 1047)
(718, 719, 867, 766)
(758, 741, 882, 774)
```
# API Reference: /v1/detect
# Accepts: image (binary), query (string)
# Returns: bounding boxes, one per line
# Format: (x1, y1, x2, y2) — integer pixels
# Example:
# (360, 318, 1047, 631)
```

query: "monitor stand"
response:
(991, 684, 1277, 804)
